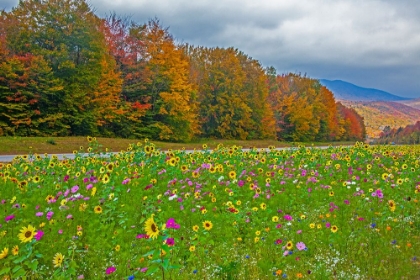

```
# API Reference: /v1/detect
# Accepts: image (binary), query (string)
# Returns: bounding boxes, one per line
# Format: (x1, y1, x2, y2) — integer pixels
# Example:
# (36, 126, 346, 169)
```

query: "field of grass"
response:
(0, 136, 357, 155)
(0, 139, 419, 279)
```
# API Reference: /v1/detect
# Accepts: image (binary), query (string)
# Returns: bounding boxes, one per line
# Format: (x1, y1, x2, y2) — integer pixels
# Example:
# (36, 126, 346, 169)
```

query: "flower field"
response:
(0, 139, 419, 279)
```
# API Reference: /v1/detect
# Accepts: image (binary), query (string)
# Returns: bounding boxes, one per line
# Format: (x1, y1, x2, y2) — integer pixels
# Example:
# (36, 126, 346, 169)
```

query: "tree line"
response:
(376, 122, 420, 144)
(0, 0, 366, 142)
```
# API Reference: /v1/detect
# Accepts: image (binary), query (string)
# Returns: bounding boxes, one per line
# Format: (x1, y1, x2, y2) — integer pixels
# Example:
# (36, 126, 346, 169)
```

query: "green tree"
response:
(3, 0, 122, 135)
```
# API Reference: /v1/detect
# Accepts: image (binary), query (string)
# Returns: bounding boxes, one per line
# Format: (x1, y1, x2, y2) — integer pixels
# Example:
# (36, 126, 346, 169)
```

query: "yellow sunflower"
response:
(331, 225, 339, 233)
(144, 215, 159, 239)
(192, 225, 199, 232)
(18, 225, 36, 243)
(12, 245, 18, 256)
(286, 241, 293, 250)
(0, 247, 8, 259)
(388, 200, 396, 212)
(94, 205, 102, 214)
(53, 252, 64, 267)
(202, 220, 213, 231)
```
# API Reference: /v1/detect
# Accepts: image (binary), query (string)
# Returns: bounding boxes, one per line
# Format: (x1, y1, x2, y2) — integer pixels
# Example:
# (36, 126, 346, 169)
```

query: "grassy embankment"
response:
(0, 136, 356, 155)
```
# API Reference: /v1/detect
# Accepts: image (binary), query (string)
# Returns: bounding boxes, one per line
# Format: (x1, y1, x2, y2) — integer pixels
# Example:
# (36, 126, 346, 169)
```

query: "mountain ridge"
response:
(319, 79, 412, 102)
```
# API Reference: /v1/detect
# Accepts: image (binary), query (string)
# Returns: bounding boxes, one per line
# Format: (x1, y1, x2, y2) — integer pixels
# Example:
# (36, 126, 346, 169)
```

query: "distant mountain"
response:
(339, 100, 420, 138)
(319, 79, 411, 102)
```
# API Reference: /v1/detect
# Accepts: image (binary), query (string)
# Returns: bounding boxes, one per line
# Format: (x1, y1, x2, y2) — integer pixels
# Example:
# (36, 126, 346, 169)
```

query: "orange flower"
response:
(386, 226, 391, 231)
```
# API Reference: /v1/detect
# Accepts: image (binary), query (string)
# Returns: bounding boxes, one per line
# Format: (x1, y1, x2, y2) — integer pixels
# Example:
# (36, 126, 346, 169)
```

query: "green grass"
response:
(0, 140, 418, 279)
(0, 136, 355, 155)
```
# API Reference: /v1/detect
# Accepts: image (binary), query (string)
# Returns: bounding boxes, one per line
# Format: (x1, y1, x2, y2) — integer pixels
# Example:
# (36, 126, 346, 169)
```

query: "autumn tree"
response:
(2, 0, 123, 135)
(185, 46, 276, 139)
(336, 102, 366, 141)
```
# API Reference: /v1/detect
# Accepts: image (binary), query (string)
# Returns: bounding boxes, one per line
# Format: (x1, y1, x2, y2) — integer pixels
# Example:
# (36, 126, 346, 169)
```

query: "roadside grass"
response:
(0, 136, 356, 155)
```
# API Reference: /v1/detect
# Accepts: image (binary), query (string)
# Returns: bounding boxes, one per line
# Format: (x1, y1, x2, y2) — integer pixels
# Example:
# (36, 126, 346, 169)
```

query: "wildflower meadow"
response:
(0, 138, 419, 279)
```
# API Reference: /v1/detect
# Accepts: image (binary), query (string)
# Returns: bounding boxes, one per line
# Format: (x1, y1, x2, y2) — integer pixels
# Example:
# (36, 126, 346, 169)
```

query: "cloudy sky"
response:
(3, 0, 420, 98)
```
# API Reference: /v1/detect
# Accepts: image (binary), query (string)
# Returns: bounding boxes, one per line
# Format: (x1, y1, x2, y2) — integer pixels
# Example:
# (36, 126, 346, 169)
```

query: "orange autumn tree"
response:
(141, 20, 199, 141)
(185, 46, 275, 139)
(336, 102, 366, 141)
(268, 73, 363, 141)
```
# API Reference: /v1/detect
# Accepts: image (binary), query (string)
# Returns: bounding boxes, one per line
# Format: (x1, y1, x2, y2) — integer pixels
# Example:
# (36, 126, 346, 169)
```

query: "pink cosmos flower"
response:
(284, 215, 293, 221)
(34, 230, 44, 241)
(46, 211, 54, 220)
(166, 237, 175, 246)
(5, 215, 15, 222)
(296, 242, 306, 251)
(106, 267, 116, 274)
(166, 218, 180, 229)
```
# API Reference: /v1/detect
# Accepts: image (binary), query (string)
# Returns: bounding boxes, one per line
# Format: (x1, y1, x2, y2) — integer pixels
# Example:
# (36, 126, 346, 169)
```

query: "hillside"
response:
(339, 100, 420, 138)
(397, 98, 420, 110)
(320, 79, 411, 102)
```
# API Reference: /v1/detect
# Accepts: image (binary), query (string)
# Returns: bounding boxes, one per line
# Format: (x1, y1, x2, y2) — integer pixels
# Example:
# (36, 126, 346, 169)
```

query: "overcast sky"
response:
(3, 0, 420, 98)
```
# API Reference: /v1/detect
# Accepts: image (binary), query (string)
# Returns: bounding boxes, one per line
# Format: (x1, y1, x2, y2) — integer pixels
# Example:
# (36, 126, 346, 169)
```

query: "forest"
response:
(0, 0, 366, 142)
(377, 121, 420, 144)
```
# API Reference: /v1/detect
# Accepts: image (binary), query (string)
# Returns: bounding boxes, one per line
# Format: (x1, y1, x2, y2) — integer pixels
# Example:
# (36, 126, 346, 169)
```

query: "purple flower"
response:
(36, 212, 44, 217)
(296, 242, 306, 251)
(166, 218, 180, 229)
(284, 215, 293, 221)
(106, 267, 116, 275)
(326, 222, 331, 228)
(86, 184, 93, 190)
(275, 239, 283, 245)
(140, 267, 148, 273)
(66, 214, 73, 219)
(58, 229, 63, 234)
(5, 215, 15, 222)
(34, 230, 44, 241)
(46, 211, 54, 220)
(71, 185, 79, 193)
(166, 237, 175, 246)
